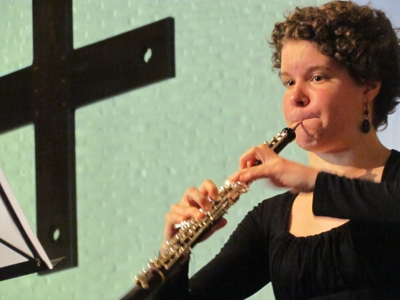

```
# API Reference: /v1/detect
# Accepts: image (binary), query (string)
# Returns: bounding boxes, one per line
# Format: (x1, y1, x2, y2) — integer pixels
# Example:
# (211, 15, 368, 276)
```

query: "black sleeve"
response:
(153, 200, 272, 300)
(188, 202, 271, 300)
(313, 171, 400, 223)
(151, 261, 190, 300)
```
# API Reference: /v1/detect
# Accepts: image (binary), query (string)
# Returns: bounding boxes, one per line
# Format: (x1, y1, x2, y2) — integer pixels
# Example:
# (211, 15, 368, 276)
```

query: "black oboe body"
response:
(120, 125, 298, 300)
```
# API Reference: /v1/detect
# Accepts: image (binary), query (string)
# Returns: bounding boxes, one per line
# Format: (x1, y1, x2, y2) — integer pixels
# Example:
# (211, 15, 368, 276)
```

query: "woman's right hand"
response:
(163, 179, 228, 246)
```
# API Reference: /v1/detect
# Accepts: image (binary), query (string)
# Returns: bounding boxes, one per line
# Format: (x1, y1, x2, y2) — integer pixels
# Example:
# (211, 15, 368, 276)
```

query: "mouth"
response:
(292, 121, 302, 131)
(293, 116, 319, 124)
(293, 118, 319, 140)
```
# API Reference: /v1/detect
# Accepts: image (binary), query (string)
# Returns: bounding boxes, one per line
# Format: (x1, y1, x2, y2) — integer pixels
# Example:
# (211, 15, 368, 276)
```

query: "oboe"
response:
(120, 124, 299, 300)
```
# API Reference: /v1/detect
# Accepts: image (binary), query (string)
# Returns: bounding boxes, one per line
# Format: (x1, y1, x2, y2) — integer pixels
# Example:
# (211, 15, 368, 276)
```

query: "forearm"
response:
(313, 172, 400, 222)
(150, 260, 189, 300)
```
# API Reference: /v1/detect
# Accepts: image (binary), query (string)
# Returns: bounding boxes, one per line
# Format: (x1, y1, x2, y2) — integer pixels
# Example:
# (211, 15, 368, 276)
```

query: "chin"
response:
(294, 131, 319, 152)
(295, 140, 317, 152)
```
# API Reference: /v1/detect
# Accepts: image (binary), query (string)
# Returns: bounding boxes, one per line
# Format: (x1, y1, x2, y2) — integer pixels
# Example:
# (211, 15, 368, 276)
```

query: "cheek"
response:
(282, 99, 291, 123)
(282, 93, 292, 113)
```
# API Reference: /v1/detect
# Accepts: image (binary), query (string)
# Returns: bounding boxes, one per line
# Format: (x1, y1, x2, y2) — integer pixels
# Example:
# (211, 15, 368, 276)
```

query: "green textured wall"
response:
(2, 0, 396, 299)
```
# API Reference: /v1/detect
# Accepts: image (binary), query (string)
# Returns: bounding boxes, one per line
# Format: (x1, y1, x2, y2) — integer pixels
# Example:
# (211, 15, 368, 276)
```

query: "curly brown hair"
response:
(270, 0, 400, 129)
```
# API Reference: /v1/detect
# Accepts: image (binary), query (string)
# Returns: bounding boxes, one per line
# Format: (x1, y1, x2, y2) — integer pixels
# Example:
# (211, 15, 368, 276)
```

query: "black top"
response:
(154, 150, 400, 300)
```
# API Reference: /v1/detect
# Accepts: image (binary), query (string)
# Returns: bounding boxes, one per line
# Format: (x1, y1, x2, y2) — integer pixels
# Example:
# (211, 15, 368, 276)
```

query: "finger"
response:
(228, 169, 242, 183)
(230, 164, 273, 184)
(181, 186, 211, 211)
(229, 165, 263, 183)
(169, 203, 205, 223)
(238, 144, 272, 169)
(198, 179, 219, 208)
(163, 204, 204, 241)
(173, 204, 204, 223)
(238, 146, 260, 169)
(199, 218, 228, 242)
(212, 217, 227, 231)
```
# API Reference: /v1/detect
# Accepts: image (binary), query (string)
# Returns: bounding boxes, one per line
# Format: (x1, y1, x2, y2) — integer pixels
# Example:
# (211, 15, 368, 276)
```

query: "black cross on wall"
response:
(0, 1, 174, 273)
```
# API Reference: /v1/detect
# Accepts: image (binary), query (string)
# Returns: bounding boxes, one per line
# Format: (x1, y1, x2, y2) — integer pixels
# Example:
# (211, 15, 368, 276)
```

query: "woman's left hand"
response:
(229, 143, 318, 193)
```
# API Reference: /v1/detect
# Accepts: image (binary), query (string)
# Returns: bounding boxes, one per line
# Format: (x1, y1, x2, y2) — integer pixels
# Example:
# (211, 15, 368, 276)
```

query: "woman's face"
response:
(280, 40, 369, 154)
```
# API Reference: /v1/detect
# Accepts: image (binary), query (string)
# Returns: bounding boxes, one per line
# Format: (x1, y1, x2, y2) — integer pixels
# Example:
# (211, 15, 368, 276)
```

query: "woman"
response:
(158, 1, 400, 299)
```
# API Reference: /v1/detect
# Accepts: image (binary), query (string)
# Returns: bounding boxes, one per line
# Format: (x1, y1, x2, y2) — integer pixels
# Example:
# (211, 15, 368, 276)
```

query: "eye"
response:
(312, 75, 324, 82)
(282, 80, 295, 87)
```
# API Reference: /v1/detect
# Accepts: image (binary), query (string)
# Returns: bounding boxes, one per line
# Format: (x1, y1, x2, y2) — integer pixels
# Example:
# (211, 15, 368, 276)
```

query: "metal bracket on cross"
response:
(0, 1, 175, 273)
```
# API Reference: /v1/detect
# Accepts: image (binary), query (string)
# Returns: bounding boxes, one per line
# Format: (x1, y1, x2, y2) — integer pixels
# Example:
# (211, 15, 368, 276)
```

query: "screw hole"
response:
(143, 48, 152, 63)
(52, 227, 61, 242)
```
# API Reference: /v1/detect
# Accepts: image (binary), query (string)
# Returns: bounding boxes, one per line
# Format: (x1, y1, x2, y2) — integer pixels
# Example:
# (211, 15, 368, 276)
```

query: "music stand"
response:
(0, 167, 53, 281)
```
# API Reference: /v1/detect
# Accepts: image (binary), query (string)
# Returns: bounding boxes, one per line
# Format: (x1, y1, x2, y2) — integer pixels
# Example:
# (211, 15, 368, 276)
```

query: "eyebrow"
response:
(279, 66, 334, 79)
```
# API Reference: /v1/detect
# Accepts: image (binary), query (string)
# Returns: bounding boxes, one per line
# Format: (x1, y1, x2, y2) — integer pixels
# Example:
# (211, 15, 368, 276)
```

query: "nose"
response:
(290, 83, 310, 107)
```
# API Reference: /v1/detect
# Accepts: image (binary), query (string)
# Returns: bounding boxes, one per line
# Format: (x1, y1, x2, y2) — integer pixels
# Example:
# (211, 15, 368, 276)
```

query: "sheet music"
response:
(0, 167, 52, 271)
(0, 194, 32, 267)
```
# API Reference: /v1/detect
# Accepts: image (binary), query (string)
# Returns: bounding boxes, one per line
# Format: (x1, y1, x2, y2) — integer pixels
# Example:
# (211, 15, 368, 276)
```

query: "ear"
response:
(364, 81, 382, 101)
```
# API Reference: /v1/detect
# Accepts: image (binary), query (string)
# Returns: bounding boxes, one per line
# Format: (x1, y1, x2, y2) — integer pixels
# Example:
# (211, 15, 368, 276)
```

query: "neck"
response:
(307, 133, 391, 178)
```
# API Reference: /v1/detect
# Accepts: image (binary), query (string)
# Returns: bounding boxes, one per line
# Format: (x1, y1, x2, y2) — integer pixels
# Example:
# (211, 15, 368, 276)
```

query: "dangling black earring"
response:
(361, 101, 370, 133)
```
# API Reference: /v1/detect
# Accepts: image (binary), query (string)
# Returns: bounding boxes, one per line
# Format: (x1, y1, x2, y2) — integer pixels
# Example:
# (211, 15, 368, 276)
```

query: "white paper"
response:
(0, 167, 52, 271)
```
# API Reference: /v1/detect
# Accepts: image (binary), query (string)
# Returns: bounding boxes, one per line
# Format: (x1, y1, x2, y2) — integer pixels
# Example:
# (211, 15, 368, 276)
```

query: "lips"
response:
(290, 118, 307, 128)
(290, 114, 319, 125)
